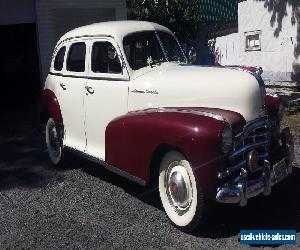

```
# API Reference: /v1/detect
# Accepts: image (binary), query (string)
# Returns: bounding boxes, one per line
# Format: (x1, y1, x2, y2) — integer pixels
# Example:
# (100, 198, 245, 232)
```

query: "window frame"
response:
(245, 30, 262, 52)
(87, 37, 129, 81)
(65, 41, 88, 75)
(53, 46, 66, 72)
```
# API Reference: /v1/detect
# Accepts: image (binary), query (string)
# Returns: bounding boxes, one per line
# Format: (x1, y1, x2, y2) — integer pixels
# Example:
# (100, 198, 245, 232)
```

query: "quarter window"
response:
(91, 42, 122, 74)
(67, 42, 86, 72)
(54, 47, 66, 71)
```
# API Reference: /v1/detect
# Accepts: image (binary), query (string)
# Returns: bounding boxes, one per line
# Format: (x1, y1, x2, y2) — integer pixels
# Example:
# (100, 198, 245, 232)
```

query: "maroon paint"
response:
(105, 108, 245, 198)
(175, 107, 246, 134)
(266, 94, 281, 116)
(40, 89, 63, 124)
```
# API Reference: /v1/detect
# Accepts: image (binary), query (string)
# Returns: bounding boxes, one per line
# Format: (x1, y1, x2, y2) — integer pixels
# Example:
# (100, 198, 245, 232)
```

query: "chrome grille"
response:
(219, 117, 269, 179)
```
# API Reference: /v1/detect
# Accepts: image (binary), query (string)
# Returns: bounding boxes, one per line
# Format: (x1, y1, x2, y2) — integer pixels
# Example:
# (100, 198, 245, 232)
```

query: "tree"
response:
(126, 0, 238, 64)
(127, 0, 202, 48)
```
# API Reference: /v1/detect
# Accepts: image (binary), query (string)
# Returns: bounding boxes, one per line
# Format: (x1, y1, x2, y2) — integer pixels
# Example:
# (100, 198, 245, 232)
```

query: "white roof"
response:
(57, 20, 172, 47)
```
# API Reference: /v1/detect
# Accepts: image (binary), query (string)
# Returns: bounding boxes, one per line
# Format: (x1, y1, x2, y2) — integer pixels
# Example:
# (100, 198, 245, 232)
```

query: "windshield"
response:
(156, 31, 187, 64)
(123, 31, 186, 70)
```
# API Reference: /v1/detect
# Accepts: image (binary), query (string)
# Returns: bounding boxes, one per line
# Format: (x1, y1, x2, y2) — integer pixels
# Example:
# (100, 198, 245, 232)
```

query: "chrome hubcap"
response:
(49, 124, 60, 153)
(169, 171, 190, 208)
(166, 162, 192, 214)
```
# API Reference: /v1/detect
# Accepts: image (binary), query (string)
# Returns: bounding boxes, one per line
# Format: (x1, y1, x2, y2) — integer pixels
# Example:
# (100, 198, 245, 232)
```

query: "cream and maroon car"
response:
(39, 21, 294, 232)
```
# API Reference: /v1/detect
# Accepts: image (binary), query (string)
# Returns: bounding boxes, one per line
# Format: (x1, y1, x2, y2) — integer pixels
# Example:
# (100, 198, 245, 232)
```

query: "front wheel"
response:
(45, 118, 64, 166)
(159, 151, 207, 232)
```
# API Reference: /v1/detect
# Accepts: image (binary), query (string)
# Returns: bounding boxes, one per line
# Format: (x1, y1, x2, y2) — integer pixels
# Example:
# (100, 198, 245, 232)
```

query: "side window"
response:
(54, 47, 66, 71)
(91, 42, 122, 74)
(67, 42, 86, 72)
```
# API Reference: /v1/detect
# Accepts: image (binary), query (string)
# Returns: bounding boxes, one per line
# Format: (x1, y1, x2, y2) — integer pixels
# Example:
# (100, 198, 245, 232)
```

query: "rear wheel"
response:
(45, 118, 64, 165)
(158, 151, 206, 232)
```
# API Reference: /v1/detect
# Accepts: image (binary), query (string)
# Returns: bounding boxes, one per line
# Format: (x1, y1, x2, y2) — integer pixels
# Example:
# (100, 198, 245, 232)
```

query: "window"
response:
(54, 47, 66, 71)
(245, 31, 261, 51)
(66, 42, 86, 72)
(123, 31, 165, 70)
(91, 42, 122, 74)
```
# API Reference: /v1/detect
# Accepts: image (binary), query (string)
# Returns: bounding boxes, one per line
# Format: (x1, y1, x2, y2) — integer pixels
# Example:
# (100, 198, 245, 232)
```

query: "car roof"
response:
(56, 20, 172, 48)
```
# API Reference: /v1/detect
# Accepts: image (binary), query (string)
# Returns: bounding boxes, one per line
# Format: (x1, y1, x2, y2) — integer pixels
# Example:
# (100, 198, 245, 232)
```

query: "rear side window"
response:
(66, 42, 86, 72)
(54, 47, 66, 71)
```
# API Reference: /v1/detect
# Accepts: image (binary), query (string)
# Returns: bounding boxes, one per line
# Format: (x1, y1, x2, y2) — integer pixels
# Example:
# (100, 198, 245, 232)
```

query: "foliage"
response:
(126, 0, 202, 45)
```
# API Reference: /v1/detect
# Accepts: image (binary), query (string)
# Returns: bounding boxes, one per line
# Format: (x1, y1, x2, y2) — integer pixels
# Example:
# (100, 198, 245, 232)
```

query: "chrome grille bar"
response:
(218, 117, 269, 179)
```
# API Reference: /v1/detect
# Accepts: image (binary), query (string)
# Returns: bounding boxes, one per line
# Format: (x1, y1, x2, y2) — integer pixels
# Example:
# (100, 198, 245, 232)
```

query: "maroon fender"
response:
(105, 107, 245, 198)
(39, 89, 63, 124)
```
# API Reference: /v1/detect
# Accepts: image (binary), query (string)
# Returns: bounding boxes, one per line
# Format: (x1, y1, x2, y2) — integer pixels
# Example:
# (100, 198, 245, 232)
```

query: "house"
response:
(215, 0, 299, 85)
(0, 0, 126, 110)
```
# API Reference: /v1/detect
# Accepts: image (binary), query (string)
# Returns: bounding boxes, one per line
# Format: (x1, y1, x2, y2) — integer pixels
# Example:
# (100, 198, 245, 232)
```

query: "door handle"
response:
(60, 82, 66, 90)
(85, 86, 94, 94)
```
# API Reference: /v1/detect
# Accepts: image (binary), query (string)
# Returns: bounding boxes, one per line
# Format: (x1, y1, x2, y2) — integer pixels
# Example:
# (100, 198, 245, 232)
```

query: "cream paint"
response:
(83, 38, 129, 159)
(128, 63, 265, 122)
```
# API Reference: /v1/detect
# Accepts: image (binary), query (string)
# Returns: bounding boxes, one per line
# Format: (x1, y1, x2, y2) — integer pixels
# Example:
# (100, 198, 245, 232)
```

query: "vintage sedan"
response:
(39, 21, 294, 232)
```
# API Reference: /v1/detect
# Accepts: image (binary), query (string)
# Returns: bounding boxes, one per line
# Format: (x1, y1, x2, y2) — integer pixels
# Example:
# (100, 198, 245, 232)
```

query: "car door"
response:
(58, 40, 87, 152)
(84, 38, 130, 160)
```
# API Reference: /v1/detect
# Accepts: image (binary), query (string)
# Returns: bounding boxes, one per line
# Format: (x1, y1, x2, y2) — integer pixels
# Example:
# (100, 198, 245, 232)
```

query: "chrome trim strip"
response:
(49, 72, 128, 82)
(64, 146, 146, 186)
(146, 108, 227, 122)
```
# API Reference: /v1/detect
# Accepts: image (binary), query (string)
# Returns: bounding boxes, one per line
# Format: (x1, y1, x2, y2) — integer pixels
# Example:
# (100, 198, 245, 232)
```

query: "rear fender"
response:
(38, 89, 63, 124)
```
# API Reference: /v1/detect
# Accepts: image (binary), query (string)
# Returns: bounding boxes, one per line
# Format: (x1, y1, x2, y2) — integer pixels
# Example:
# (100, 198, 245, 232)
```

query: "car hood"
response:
(128, 63, 266, 122)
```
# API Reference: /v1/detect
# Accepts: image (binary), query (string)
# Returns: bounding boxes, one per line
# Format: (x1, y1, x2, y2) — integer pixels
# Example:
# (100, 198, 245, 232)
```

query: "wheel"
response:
(45, 117, 64, 165)
(159, 151, 206, 232)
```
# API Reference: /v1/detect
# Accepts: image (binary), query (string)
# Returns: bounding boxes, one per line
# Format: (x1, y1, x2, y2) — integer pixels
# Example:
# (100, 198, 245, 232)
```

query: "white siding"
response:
(216, 0, 297, 82)
(36, 0, 127, 82)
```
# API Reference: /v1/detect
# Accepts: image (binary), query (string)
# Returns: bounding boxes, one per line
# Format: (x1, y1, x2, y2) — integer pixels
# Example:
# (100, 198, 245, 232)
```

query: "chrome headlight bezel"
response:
(221, 125, 233, 154)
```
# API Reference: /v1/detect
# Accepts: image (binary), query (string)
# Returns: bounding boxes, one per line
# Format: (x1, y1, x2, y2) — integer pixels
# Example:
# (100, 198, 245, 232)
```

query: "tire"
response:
(45, 117, 65, 166)
(158, 151, 206, 232)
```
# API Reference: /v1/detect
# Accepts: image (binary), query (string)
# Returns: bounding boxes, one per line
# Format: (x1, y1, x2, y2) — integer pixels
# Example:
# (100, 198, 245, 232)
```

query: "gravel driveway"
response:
(0, 111, 299, 249)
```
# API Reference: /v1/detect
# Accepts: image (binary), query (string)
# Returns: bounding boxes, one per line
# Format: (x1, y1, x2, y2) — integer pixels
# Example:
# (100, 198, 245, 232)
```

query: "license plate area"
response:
(273, 159, 288, 183)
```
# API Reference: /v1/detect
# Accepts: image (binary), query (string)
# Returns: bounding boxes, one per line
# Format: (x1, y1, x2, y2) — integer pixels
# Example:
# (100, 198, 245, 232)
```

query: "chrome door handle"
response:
(60, 82, 66, 90)
(85, 86, 94, 94)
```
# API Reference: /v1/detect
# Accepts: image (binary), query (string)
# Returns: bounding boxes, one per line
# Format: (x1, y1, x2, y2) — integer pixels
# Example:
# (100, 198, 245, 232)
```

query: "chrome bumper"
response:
(216, 145, 294, 206)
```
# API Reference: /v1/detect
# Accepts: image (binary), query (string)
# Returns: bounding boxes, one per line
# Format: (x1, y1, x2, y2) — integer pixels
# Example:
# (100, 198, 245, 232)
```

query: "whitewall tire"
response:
(159, 151, 206, 232)
(45, 118, 63, 165)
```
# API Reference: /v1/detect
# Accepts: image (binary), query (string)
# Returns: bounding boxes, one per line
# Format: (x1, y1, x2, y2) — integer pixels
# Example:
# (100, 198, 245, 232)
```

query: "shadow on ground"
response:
(0, 110, 65, 191)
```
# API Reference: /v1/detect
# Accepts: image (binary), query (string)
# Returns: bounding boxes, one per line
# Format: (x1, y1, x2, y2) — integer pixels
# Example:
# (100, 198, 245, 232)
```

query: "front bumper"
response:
(216, 135, 294, 207)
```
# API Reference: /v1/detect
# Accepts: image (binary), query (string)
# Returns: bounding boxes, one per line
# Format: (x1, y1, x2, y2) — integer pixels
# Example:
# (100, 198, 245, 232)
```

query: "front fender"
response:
(105, 108, 230, 196)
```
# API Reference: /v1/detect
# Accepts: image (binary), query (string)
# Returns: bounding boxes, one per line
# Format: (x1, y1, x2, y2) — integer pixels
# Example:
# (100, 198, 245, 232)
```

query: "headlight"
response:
(222, 125, 233, 153)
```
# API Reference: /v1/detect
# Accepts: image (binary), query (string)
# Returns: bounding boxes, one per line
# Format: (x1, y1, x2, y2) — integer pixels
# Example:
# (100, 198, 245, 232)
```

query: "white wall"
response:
(0, 0, 35, 25)
(36, 0, 127, 82)
(216, 0, 298, 82)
